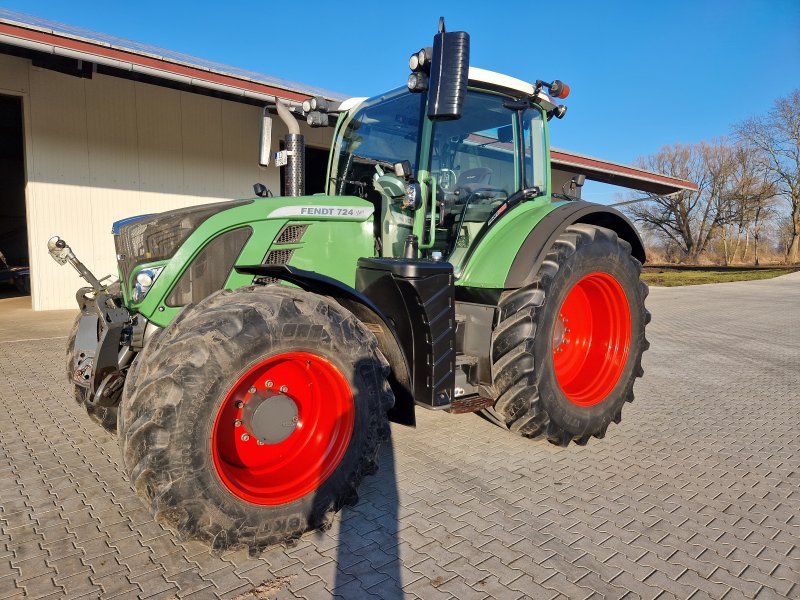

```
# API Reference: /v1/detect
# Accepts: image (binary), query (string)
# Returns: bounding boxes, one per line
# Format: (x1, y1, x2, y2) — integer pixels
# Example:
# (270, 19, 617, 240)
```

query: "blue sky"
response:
(3, 0, 799, 202)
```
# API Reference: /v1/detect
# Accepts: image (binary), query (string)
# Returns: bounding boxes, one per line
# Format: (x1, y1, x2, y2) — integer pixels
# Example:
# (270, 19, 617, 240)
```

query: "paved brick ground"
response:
(1, 273, 798, 599)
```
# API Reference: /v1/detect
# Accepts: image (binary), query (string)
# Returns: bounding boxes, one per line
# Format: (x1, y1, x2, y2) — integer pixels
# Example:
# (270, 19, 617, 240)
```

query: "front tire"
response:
(118, 285, 393, 553)
(488, 224, 650, 446)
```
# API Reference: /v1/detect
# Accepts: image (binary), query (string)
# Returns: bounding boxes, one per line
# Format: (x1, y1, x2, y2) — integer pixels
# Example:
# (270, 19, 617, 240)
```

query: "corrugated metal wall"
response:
(0, 53, 332, 310)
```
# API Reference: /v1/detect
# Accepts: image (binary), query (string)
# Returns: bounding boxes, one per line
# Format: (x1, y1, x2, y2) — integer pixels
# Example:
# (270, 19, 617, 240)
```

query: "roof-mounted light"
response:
(407, 71, 429, 93)
(534, 79, 571, 100)
(549, 80, 570, 99)
(302, 96, 329, 113)
(409, 47, 432, 73)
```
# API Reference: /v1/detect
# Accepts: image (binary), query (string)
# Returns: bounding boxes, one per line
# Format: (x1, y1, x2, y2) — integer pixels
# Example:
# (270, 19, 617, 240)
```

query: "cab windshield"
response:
(330, 88, 546, 262)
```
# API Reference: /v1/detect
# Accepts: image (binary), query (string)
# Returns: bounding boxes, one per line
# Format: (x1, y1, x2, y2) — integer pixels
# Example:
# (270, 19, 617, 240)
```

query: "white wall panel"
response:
(26, 66, 93, 310)
(221, 101, 278, 199)
(0, 57, 335, 311)
(180, 93, 224, 200)
(0, 54, 28, 92)
(85, 76, 141, 276)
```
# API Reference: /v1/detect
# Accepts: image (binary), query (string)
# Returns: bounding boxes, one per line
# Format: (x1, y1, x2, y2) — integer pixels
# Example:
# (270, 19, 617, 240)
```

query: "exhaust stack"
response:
(275, 101, 305, 197)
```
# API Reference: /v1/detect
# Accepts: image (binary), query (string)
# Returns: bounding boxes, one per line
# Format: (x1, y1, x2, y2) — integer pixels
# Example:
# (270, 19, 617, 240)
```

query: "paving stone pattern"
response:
(1, 273, 798, 599)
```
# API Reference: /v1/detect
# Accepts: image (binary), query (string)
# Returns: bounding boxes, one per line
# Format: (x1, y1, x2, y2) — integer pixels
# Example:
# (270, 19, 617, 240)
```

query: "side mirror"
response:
(259, 107, 272, 167)
(427, 18, 470, 121)
(253, 183, 272, 197)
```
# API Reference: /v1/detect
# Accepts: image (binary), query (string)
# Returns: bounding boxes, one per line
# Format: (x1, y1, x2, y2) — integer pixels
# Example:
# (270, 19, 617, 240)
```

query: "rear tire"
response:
(118, 285, 393, 553)
(66, 314, 117, 432)
(488, 224, 650, 446)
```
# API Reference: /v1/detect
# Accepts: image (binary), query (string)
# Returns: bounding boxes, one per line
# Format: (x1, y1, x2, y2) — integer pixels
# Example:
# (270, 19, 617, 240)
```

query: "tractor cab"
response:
(328, 69, 563, 270)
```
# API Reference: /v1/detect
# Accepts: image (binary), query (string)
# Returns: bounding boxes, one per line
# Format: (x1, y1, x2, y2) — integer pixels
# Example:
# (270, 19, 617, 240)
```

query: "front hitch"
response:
(47, 236, 104, 290)
(50, 236, 132, 407)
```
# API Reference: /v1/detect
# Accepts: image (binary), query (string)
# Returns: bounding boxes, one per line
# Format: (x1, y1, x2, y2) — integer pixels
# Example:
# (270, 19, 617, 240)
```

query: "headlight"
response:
(132, 266, 164, 303)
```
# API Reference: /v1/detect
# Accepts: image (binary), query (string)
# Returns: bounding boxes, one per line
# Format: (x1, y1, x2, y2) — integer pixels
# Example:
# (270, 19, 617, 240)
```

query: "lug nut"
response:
(241, 433, 250, 442)
(291, 416, 299, 424)
(280, 385, 288, 393)
(256, 440, 265, 446)
(248, 386, 256, 394)
(266, 380, 273, 388)
(235, 400, 243, 409)
(234, 419, 242, 427)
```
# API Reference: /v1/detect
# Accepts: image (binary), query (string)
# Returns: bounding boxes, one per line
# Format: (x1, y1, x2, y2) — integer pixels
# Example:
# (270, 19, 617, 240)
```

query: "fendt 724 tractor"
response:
(49, 20, 650, 552)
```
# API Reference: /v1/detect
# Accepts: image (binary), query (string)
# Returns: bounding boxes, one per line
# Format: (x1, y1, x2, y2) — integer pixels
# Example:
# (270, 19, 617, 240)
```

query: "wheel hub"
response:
(552, 316, 567, 349)
(242, 390, 298, 444)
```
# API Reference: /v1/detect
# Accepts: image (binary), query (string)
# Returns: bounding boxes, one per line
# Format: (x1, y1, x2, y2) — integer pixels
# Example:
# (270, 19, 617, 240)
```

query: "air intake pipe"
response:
(275, 100, 305, 197)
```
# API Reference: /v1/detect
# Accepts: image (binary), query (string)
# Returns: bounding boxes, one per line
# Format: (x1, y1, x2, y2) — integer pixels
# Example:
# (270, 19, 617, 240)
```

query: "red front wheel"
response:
(118, 286, 393, 552)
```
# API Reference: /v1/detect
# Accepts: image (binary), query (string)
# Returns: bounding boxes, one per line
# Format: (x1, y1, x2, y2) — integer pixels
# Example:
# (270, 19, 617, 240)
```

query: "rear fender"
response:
(504, 201, 645, 289)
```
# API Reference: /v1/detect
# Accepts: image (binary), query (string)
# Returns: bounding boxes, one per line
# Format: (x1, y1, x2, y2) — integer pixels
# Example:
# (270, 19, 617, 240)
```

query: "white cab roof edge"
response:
(337, 97, 368, 112)
(468, 67, 558, 110)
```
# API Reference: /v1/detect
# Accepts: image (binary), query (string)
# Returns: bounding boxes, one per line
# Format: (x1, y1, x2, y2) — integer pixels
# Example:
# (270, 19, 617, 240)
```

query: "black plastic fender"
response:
(236, 264, 416, 426)
(505, 201, 646, 289)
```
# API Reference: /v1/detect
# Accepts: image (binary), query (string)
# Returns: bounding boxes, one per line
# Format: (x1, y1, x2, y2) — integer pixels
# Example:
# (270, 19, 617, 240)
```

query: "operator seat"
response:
(455, 167, 492, 195)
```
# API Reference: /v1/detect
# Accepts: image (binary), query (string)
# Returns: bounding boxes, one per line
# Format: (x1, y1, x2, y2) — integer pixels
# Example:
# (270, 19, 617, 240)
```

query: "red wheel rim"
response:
(211, 352, 354, 505)
(552, 272, 631, 407)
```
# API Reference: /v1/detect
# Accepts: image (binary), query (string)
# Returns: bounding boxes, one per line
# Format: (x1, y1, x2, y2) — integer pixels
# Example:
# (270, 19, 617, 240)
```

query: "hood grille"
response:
(274, 224, 308, 245)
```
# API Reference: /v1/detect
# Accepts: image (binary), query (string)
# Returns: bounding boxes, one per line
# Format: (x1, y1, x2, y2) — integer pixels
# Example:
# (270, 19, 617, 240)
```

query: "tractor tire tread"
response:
(119, 285, 392, 554)
(489, 224, 650, 447)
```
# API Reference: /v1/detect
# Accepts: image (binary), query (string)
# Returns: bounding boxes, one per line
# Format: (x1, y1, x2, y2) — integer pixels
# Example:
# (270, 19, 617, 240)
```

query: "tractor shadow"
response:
(324, 357, 403, 598)
(330, 439, 402, 598)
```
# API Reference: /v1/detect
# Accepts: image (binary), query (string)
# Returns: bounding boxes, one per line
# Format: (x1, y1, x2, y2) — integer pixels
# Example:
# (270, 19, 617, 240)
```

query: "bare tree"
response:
(627, 141, 736, 263)
(734, 89, 800, 263)
(722, 144, 777, 265)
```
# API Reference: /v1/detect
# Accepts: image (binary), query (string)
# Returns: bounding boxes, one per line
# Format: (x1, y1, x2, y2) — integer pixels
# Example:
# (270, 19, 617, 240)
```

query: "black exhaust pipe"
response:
(275, 101, 305, 197)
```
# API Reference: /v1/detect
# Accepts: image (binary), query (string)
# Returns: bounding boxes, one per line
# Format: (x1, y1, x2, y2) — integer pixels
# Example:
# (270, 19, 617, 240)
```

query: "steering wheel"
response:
(455, 185, 507, 204)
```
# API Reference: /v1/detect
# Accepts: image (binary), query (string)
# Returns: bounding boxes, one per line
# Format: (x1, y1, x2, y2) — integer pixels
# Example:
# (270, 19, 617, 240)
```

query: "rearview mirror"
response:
(259, 107, 272, 167)
(427, 18, 470, 121)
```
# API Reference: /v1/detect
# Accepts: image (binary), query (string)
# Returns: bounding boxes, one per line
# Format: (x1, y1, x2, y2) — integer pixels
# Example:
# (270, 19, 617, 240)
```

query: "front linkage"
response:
(50, 237, 146, 419)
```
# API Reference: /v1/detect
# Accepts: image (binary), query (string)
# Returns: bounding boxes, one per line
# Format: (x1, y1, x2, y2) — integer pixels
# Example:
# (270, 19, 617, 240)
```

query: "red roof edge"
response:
(551, 148, 698, 196)
(0, 21, 311, 103)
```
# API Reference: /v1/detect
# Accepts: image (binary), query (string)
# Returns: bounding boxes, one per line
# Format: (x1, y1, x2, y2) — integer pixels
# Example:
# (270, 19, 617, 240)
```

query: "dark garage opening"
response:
(280, 145, 330, 196)
(0, 94, 29, 297)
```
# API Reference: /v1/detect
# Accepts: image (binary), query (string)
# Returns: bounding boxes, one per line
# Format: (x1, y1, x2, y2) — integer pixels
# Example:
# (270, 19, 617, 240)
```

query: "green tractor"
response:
(50, 21, 649, 552)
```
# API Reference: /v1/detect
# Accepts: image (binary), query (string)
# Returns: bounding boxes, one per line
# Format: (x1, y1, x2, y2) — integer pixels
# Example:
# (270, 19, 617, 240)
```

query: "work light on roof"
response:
(302, 96, 329, 113)
(409, 47, 432, 72)
(407, 71, 429, 92)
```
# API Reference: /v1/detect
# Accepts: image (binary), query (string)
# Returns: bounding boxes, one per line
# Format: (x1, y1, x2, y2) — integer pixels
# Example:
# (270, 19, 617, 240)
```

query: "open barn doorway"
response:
(279, 145, 330, 196)
(0, 94, 29, 298)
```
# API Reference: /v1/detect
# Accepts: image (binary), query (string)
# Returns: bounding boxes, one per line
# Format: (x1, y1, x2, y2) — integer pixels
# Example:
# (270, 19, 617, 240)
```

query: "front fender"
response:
(236, 265, 415, 426)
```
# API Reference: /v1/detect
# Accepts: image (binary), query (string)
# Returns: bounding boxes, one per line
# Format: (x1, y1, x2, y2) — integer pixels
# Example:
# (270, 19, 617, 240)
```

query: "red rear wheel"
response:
(212, 352, 354, 505)
(488, 224, 649, 446)
(552, 272, 632, 406)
